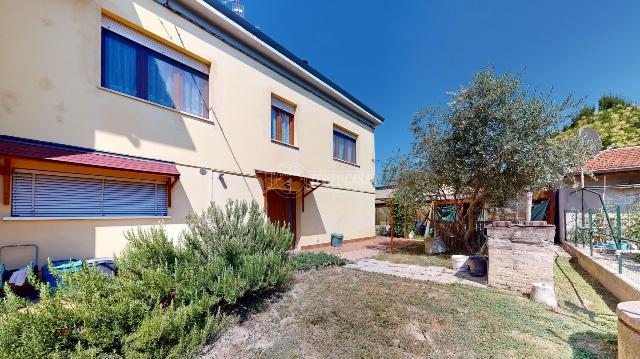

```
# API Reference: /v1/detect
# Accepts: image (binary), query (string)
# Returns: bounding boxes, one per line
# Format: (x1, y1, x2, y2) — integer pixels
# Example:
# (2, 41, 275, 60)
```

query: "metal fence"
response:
(564, 205, 640, 286)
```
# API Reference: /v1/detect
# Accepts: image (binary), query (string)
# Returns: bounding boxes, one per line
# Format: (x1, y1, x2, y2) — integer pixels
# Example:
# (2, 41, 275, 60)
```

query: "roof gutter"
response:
(592, 167, 640, 175)
(569, 166, 640, 176)
(155, 0, 383, 127)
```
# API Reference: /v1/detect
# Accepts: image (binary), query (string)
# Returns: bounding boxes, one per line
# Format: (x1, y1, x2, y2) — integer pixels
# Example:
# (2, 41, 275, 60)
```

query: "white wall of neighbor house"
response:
(558, 171, 640, 241)
(0, 0, 376, 268)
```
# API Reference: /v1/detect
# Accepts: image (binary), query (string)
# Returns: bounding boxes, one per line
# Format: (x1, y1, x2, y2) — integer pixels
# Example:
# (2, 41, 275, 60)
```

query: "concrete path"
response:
(346, 258, 487, 287)
(553, 245, 572, 259)
(304, 236, 420, 262)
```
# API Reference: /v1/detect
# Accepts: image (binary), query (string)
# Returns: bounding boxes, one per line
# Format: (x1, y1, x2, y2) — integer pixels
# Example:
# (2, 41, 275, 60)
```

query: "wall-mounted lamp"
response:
(218, 173, 227, 189)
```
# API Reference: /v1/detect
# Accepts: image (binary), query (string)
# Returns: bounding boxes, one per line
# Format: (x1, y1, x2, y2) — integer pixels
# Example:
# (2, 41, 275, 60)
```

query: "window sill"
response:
(271, 139, 299, 150)
(97, 86, 213, 124)
(333, 158, 360, 167)
(3, 216, 171, 221)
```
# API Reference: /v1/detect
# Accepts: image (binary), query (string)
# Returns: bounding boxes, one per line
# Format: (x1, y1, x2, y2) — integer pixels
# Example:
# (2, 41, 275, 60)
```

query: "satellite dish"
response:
(578, 128, 602, 151)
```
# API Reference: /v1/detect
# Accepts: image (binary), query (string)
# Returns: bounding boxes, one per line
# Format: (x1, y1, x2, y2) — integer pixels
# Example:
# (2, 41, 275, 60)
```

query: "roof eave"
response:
(162, 0, 383, 126)
(567, 166, 640, 176)
(582, 167, 640, 175)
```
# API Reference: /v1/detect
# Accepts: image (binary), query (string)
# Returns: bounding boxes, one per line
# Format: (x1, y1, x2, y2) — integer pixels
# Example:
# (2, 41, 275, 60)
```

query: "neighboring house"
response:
(558, 146, 640, 241)
(374, 186, 394, 227)
(0, 0, 383, 269)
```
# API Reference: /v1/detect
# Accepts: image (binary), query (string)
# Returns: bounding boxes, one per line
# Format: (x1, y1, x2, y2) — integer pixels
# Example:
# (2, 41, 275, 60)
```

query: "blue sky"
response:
(237, 0, 640, 178)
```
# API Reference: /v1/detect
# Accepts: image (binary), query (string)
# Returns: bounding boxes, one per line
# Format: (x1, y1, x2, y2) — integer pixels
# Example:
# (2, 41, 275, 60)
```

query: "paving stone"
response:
(346, 259, 487, 288)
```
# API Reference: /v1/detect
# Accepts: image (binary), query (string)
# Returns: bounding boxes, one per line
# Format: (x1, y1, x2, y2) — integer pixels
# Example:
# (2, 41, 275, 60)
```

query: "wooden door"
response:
(266, 190, 297, 245)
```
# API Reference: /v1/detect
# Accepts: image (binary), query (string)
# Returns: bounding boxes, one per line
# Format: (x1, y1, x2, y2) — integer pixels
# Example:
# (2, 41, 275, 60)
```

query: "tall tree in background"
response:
(382, 68, 597, 245)
(557, 94, 640, 148)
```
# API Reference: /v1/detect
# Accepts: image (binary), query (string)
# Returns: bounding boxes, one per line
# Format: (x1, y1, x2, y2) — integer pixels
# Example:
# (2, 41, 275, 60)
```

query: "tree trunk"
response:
(462, 201, 476, 253)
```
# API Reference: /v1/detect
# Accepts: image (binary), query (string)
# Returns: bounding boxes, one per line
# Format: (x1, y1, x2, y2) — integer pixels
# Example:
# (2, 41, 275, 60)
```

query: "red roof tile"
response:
(586, 146, 640, 173)
(0, 136, 179, 177)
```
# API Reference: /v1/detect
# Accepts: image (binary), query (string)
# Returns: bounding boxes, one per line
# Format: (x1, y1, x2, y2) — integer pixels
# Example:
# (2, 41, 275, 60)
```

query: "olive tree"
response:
(382, 68, 597, 244)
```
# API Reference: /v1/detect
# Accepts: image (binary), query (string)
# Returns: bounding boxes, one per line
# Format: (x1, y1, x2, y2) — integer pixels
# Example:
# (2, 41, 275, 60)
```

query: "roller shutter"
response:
(11, 171, 167, 217)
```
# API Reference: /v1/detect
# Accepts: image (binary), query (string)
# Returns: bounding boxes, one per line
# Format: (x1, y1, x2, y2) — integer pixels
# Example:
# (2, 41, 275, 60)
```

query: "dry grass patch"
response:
(201, 256, 617, 359)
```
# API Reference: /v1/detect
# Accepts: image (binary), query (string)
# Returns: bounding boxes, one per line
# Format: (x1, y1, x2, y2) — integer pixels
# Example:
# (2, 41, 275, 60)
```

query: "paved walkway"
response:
(553, 245, 572, 259)
(346, 258, 487, 287)
(304, 236, 420, 261)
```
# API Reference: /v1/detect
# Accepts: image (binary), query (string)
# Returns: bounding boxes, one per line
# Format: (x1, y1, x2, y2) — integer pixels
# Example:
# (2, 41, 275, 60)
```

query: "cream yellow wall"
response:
(0, 0, 376, 267)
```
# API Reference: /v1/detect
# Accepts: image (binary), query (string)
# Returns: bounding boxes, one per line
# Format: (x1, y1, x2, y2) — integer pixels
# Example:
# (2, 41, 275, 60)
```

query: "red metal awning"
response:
(0, 135, 179, 177)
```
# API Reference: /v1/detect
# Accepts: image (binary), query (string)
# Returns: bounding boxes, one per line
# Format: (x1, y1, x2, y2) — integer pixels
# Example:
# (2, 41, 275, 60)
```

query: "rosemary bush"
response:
(0, 200, 292, 358)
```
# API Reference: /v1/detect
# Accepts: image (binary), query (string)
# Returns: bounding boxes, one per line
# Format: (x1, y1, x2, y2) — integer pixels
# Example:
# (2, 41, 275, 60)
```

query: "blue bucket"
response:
(331, 233, 344, 247)
(42, 259, 83, 290)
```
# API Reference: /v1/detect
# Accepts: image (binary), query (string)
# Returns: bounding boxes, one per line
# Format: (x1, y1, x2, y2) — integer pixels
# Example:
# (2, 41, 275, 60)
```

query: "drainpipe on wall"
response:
(525, 192, 532, 221)
(603, 175, 607, 203)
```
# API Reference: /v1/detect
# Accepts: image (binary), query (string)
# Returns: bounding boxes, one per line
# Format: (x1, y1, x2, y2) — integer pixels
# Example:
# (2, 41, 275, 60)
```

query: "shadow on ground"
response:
(568, 331, 617, 359)
(554, 255, 619, 358)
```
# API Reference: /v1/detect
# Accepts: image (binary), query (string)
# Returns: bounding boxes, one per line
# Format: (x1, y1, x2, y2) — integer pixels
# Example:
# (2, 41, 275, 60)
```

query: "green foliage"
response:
(577, 105, 596, 119)
(598, 94, 631, 111)
(391, 201, 418, 237)
(289, 252, 348, 271)
(558, 95, 640, 148)
(620, 204, 640, 241)
(178, 200, 292, 305)
(122, 296, 226, 358)
(0, 200, 292, 358)
(383, 67, 597, 241)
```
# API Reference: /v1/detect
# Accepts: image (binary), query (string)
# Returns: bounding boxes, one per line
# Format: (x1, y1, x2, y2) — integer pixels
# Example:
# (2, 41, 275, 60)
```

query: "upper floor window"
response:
(271, 97, 296, 145)
(101, 16, 209, 118)
(333, 127, 357, 164)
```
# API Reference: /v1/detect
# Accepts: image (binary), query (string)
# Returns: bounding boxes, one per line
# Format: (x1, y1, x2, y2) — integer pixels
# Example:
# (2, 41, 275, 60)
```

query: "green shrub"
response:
(0, 200, 292, 358)
(122, 296, 225, 358)
(290, 252, 348, 271)
(177, 200, 292, 306)
(598, 94, 631, 111)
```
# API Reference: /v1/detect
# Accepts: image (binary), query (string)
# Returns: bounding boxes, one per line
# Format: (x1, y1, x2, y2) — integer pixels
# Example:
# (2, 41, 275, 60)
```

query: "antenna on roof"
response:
(222, 0, 245, 18)
(578, 128, 602, 151)
(577, 128, 602, 190)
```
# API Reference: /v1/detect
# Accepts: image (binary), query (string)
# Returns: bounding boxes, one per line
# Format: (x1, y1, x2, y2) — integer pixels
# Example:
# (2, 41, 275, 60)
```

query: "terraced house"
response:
(0, 0, 383, 269)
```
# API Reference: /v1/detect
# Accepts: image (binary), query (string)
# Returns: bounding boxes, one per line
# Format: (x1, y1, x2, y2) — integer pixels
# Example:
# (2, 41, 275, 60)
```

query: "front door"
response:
(266, 190, 297, 246)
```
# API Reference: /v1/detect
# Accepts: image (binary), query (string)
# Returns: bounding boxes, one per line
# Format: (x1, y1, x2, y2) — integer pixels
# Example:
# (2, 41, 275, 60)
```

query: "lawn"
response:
(201, 255, 618, 358)
(373, 241, 461, 268)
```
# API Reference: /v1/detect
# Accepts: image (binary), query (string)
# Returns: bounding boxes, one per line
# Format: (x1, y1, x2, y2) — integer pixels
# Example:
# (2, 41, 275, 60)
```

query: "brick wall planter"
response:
(561, 242, 640, 302)
(486, 221, 556, 294)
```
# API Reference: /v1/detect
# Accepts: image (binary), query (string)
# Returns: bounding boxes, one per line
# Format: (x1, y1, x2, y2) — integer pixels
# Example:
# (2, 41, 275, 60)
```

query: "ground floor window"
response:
(11, 170, 168, 217)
